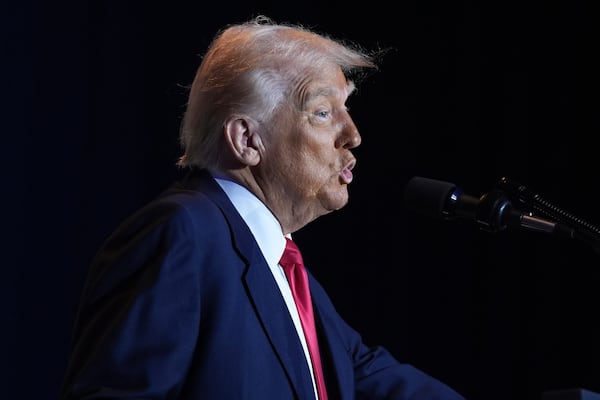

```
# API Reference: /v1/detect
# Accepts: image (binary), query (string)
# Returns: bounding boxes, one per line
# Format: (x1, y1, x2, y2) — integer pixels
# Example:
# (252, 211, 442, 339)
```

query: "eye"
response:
(315, 109, 331, 120)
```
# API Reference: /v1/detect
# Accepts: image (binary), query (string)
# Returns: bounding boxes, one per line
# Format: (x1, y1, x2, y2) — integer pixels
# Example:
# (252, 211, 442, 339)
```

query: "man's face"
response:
(259, 66, 362, 222)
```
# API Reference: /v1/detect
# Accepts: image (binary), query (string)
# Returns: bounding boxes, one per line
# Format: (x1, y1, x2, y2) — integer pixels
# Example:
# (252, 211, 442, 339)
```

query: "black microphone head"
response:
(403, 176, 457, 219)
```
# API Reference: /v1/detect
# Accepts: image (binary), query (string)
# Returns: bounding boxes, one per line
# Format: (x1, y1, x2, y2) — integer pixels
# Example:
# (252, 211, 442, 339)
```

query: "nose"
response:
(336, 119, 362, 149)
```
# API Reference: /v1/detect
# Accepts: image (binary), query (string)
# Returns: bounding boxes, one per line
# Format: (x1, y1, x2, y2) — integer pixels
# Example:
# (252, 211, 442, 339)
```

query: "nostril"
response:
(345, 133, 361, 149)
(336, 127, 361, 149)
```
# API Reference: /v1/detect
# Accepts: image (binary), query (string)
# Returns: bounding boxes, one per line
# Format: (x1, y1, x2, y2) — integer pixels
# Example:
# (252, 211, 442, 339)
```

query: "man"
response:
(61, 15, 466, 399)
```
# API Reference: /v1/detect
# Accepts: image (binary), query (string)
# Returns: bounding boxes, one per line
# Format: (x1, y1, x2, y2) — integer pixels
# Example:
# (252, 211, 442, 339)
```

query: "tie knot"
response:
(280, 238, 303, 269)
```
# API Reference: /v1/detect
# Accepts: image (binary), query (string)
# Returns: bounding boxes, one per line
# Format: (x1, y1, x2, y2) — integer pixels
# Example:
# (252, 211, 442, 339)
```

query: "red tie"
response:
(280, 238, 328, 400)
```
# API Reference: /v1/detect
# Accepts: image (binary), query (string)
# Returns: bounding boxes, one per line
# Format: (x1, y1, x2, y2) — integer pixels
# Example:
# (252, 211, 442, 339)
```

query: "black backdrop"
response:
(4, 1, 599, 399)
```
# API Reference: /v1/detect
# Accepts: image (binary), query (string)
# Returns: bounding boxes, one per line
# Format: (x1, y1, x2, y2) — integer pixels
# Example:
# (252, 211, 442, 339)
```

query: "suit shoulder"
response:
(106, 186, 229, 246)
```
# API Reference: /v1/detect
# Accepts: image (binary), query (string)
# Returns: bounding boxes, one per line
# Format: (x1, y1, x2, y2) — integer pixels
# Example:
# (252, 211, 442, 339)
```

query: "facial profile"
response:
(253, 64, 361, 229)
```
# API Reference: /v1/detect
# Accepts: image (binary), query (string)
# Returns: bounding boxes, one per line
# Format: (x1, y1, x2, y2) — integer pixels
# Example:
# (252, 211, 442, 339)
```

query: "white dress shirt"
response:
(214, 176, 319, 399)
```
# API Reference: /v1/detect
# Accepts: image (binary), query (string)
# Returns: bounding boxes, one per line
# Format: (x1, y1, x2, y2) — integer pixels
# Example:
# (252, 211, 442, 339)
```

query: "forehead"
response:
(302, 68, 356, 104)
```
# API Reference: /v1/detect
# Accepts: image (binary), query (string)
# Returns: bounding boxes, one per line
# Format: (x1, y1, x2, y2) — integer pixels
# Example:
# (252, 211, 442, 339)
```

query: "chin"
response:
(320, 190, 349, 212)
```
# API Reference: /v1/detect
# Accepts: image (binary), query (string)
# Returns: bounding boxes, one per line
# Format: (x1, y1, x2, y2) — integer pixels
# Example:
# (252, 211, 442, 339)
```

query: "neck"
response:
(215, 167, 320, 235)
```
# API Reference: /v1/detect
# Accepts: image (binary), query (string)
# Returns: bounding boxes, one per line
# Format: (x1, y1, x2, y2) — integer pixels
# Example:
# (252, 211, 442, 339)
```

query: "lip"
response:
(339, 159, 356, 184)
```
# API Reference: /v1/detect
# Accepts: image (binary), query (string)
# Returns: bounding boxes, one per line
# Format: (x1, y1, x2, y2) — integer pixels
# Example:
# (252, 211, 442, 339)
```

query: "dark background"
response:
(3, 1, 599, 399)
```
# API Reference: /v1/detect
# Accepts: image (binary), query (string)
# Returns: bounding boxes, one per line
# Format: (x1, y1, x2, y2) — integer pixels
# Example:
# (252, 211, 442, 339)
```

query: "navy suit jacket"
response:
(61, 169, 465, 399)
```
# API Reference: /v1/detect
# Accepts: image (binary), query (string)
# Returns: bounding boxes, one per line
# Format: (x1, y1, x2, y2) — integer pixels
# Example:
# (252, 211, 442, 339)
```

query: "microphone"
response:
(403, 176, 563, 235)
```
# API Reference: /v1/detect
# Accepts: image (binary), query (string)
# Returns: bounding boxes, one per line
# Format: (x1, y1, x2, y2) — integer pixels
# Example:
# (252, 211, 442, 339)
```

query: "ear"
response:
(223, 117, 262, 167)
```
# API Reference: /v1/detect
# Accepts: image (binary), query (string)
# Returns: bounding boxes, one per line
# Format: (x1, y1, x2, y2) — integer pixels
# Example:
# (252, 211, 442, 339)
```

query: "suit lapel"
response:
(244, 262, 316, 400)
(179, 169, 317, 400)
(311, 276, 353, 400)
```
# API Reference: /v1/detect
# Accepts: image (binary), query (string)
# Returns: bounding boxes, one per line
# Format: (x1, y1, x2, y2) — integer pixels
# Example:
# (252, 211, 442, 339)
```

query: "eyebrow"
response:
(305, 81, 356, 103)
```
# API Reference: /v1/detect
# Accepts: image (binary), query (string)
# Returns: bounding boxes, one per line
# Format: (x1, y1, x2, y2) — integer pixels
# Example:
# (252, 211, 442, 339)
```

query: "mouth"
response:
(339, 159, 356, 184)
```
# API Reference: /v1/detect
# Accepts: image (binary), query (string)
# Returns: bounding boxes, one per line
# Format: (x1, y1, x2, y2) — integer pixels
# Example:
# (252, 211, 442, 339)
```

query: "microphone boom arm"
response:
(496, 177, 600, 253)
(404, 176, 600, 254)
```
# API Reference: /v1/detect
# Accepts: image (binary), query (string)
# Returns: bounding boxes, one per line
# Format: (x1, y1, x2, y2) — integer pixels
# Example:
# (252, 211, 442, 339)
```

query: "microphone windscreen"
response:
(403, 176, 457, 218)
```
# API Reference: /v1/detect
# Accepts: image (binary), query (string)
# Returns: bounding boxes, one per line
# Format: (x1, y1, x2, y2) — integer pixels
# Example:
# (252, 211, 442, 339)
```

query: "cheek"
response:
(276, 152, 330, 195)
(297, 147, 334, 178)
(279, 124, 338, 186)
(288, 153, 322, 184)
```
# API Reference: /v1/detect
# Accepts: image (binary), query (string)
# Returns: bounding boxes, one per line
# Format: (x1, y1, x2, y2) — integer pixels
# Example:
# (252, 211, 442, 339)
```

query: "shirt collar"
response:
(213, 176, 287, 267)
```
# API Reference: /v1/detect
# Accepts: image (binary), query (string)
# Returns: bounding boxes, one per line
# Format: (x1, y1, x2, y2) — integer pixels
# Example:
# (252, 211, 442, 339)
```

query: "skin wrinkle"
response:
(285, 67, 357, 232)
(229, 64, 358, 234)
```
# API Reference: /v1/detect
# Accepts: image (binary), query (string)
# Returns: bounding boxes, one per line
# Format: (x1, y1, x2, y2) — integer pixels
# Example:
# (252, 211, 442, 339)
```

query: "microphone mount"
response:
(496, 177, 600, 253)
(444, 184, 558, 235)
(404, 176, 600, 254)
